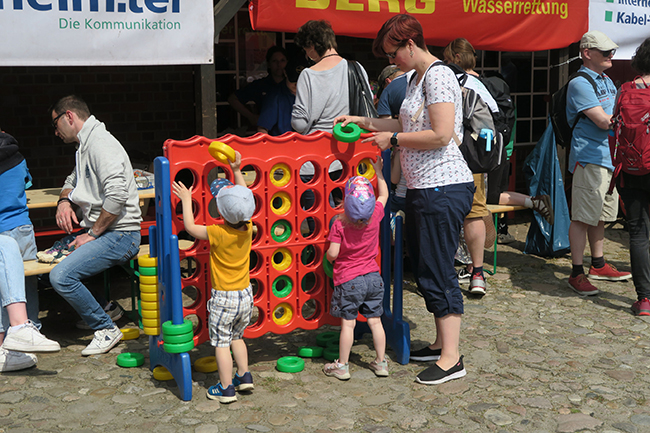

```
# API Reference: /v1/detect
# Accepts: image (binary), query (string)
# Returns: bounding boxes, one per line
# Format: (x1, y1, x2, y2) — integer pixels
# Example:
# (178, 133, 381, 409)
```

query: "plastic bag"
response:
(523, 123, 571, 257)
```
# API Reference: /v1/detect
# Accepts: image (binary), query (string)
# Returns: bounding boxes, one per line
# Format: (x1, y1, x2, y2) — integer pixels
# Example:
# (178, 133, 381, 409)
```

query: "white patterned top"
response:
(399, 63, 473, 189)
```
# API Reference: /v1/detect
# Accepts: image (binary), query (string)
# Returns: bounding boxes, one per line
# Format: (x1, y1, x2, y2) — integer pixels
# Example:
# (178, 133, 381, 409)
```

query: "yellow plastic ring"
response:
(194, 356, 219, 373)
(209, 141, 236, 164)
(120, 328, 140, 340)
(153, 366, 173, 381)
(140, 300, 159, 310)
(139, 275, 157, 285)
(271, 248, 292, 272)
(142, 318, 160, 328)
(140, 309, 159, 319)
(138, 254, 157, 268)
(272, 302, 293, 326)
(270, 163, 292, 188)
(143, 327, 160, 336)
(140, 291, 158, 302)
(270, 192, 292, 216)
(356, 158, 376, 180)
(139, 283, 158, 293)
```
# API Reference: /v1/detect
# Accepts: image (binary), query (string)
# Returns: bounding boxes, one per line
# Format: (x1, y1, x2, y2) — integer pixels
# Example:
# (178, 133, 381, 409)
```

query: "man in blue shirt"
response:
(567, 31, 631, 296)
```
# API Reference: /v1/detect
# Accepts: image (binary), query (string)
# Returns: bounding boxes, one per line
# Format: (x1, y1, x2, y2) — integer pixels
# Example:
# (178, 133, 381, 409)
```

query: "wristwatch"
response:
(390, 132, 399, 147)
(87, 228, 98, 238)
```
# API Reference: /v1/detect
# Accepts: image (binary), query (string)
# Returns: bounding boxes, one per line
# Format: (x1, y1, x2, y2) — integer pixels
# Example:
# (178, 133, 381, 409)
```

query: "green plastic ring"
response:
(276, 356, 305, 373)
(297, 346, 324, 358)
(161, 319, 193, 336)
(316, 331, 339, 347)
(323, 346, 339, 362)
(322, 255, 334, 278)
(116, 352, 145, 368)
(138, 267, 157, 276)
(163, 331, 194, 344)
(163, 340, 195, 354)
(326, 339, 340, 348)
(333, 122, 361, 143)
(272, 276, 293, 298)
(271, 220, 292, 243)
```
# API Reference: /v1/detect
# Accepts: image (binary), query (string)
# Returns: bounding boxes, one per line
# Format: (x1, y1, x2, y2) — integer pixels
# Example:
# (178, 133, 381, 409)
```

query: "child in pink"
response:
(323, 157, 389, 380)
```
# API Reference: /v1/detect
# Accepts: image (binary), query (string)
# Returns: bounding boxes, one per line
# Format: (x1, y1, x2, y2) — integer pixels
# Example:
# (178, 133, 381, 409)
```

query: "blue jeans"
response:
(0, 225, 38, 333)
(0, 235, 27, 334)
(50, 230, 140, 330)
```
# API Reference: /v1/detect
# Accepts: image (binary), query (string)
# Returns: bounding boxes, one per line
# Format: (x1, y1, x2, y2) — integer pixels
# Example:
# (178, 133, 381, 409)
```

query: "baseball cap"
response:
(343, 176, 376, 224)
(210, 178, 255, 224)
(580, 31, 618, 51)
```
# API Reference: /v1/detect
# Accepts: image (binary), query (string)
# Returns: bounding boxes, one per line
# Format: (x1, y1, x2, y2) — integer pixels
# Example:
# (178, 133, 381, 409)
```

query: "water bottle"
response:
(480, 128, 493, 152)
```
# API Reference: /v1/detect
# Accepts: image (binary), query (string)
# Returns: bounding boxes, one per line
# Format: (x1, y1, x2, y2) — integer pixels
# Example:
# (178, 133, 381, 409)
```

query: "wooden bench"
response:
(486, 204, 527, 275)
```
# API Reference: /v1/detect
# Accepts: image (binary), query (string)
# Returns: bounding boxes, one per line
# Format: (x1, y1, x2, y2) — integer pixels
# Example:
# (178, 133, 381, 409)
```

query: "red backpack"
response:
(610, 77, 650, 180)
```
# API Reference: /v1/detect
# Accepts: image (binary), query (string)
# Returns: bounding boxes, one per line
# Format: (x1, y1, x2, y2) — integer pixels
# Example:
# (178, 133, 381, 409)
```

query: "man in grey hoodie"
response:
(50, 95, 142, 356)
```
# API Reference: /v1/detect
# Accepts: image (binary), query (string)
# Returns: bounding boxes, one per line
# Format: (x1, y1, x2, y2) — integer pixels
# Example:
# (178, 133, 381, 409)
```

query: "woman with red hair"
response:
(336, 14, 474, 385)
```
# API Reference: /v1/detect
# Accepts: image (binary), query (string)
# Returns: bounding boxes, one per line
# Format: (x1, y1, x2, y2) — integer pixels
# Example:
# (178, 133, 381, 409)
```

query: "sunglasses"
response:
(51, 112, 65, 128)
(596, 48, 616, 57)
(384, 41, 408, 59)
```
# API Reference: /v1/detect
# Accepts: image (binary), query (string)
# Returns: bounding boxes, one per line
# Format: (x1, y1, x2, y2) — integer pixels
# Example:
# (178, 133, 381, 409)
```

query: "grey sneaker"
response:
(0, 347, 37, 372)
(497, 233, 515, 244)
(76, 302, 124, 330)
(3, 321, 60, 353)
(457, 268, 471, 284)
(81, 326, 122, 356)
(369, 358, 389, 377)
(323, 359, 350, 380)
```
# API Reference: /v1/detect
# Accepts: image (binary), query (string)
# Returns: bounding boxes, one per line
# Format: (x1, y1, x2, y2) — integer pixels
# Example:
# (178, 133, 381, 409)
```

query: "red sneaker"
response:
(568, 274, 600, 296)
(588, 263, 631, 281)
(632, 298, 650, 316)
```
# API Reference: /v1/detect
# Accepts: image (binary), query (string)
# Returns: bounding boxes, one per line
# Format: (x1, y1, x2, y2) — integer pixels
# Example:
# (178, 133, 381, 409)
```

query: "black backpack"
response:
(478, 73, 515, 145)
(347, 60, 378, 118)
(412, 62, 501, 173)
(550, 71, 598, 148)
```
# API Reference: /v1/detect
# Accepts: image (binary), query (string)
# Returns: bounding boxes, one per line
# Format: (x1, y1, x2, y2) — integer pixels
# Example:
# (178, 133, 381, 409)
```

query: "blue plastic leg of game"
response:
(149, 335, 193, 401)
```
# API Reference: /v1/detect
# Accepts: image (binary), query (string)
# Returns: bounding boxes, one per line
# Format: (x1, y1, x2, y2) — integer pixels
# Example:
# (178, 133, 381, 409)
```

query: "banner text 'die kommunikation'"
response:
(249, 0, 588, 52)
(0, 0, 214, 66)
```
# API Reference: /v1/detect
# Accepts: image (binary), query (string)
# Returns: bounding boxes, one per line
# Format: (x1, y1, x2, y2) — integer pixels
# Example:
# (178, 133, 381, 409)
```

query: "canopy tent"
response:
(250, 0, 589, 52)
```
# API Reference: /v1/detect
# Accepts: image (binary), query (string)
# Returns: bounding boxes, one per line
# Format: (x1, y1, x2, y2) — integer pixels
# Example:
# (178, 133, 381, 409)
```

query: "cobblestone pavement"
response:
(2, 218, 650, 433)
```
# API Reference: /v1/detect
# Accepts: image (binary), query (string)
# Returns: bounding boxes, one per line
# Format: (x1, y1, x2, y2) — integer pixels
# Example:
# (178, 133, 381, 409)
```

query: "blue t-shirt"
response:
(566, 65, 617, 173)
(235, 75, 295, 135)
(377, 72, 412, 118)
(0, 160, 32, 232)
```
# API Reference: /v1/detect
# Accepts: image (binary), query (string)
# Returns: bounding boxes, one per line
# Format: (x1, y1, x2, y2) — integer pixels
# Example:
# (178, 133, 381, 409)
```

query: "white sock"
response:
(8, 323, 27, 334)
(524, 197, 533, 209)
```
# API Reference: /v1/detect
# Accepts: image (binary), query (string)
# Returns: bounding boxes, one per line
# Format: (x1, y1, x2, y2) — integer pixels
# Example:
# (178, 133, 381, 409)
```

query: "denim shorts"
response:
(207, 286, 253, 347)
(330, 272, 384, 321)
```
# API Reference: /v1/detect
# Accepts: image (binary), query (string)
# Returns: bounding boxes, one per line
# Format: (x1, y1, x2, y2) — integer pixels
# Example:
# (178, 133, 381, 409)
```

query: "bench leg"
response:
(486, 212, 499, 276)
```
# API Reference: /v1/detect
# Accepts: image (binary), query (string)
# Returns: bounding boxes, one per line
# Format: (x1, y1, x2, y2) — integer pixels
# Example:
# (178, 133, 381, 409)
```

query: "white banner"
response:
(0, 0, 214, 66)
(590, 0, 650, 60)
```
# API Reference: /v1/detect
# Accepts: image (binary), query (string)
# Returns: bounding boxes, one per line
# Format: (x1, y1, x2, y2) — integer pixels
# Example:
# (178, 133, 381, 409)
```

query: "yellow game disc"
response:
(142, 318, 160, 328)
(120, 328, 140, 340)
(140, 308, 159, 319)
(140, 291, 158, 302)
(194, 356, 219, 373)
(209, 141, 236, 164)
(153, 366, 173, 381)
(138, 254, 157, 268)
(139, 275, 157, 285)
(140, 300, 159, 310)
(139, 283, 158, 294)
(143, 326, 160, 336)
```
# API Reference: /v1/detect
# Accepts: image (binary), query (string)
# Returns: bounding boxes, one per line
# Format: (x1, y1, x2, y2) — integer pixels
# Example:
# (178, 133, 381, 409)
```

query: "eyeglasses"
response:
(51, 112, 65, 129)
(384, 43, 405, 59)
(596, 48, 616, 57)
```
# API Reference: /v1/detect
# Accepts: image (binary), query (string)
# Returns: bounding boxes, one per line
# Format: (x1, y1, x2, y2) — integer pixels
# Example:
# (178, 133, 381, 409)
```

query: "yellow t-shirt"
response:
(206, 223, 252, 291)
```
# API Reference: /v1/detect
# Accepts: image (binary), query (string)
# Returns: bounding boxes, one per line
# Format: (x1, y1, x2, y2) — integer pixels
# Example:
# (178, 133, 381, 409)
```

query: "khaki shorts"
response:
(571, 164, 618, 226)
(466, 173, 489, 219)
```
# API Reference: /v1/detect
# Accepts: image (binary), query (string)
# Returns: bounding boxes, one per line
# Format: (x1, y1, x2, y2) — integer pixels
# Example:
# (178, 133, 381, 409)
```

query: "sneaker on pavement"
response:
(2, 321, 60, 353)
(369, 358, 389, 377)
(415, 356, 467, 385)
(233, 371, 254, 391)
(206, 383, 237, 403)
(631, 298, 650, 316)
(323, 359, 350, 380)
(568, 274, 600, 296)
(469, 274, 486, 295)
(497, 233, 515, 244)
(409, 346, 441, 362)
(76, 302, 124, 330)
(81, 326, 122, 356)
(588, 263, 631, 281)
(0, 347, 37, 372)
(457, 268, 471, 284)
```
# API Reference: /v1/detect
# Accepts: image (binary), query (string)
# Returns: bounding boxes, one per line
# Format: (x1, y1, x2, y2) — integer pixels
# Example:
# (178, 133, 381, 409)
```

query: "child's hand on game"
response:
(229, 150, 242, 172)
(172, 181, 192, 202)
(372, 155, 385, 179)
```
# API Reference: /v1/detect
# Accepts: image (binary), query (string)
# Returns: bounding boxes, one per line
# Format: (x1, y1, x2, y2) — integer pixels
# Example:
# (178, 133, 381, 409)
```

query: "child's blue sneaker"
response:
(233, 371, 254, 391)
(206, 383, 237, 403)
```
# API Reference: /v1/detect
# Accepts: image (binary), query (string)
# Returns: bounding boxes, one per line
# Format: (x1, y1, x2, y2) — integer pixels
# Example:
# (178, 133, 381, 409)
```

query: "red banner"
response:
(250, 0, 588, 52)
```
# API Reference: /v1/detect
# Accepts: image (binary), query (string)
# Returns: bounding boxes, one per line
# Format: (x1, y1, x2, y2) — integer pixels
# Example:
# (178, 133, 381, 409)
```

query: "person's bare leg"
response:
(231, 339, 249, 376)
(436, 314, 462, 370)
(367, 316, 386, 363)
(587, 221, 605, 259)
(464, 217, 485, 271)
(338, 318, 355, 364)
(499, 191, 528, 207)
(215, 346, 233, 387)
(569, 220, 589, 266)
